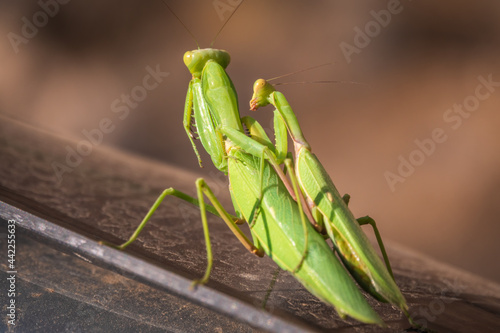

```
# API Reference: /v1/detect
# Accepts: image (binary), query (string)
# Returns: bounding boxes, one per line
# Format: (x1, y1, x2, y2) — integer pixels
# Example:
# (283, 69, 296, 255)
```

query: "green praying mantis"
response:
(249, 78, 415, 325)
(100, 1, 425, 330)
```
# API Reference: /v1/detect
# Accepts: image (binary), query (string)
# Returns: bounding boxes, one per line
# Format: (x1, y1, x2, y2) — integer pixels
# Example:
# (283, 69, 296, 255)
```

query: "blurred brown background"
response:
(1, 0, 499, 283)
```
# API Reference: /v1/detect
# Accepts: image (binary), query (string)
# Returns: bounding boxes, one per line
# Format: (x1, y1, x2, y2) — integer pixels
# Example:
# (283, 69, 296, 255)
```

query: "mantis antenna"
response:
(158, 0, 200, 49)
(210, 1, 245, 47)
(266, 63, 365, 86)
(267, 63, 333, 82)
(273, 80, 365, 86)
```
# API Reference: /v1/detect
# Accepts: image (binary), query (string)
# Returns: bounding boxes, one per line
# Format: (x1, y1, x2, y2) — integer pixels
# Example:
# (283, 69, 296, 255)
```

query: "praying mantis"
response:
(105, 47, 387, 325)
(249, 78, 415, 325)
(100, 1, 424, 330)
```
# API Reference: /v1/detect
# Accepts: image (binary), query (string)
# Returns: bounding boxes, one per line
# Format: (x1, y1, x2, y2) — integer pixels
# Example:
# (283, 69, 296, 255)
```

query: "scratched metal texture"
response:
(1, 117, 500, 332)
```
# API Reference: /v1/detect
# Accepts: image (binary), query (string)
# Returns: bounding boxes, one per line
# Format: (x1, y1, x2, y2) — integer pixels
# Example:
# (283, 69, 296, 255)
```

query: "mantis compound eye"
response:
(183, 51, 194, 67)
(253, 79, 266, 91)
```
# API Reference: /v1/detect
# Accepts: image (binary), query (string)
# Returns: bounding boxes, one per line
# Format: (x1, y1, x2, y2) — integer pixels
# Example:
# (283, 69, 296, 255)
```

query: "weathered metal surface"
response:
(1, 116, 500, 332)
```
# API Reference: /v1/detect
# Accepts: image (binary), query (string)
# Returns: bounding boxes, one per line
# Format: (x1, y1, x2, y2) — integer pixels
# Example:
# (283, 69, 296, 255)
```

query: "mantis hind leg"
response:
(356, 216, 395, 281)
(100, 180, 264, 286)
(193, 178, 265, 285)
(342, 194, 395, 280)
(100, 187, 235, 250)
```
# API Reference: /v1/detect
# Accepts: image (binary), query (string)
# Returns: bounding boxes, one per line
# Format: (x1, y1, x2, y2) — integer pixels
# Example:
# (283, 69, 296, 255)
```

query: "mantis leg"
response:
(183, 80, 203, 168)
(194, 178, 264, 285)
(356, 216, 395, 281)
(241, 113, 288, 165)
(221, 125, 318, 230)
(241, 111, 288, 166)
(272, 108, 289, 163)
(241, 116, 276, 154)
(342, 193, 394, 280)
(284, 158, 309, 273)
(342, 193, 351, 205)
(101, 180, 264, 286)
(243, 115, 322, 232)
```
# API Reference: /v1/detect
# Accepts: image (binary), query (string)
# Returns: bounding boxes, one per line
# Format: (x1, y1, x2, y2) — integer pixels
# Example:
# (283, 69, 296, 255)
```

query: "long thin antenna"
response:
(210, 1, 244, 47)
(274, 80, 365, 86)
(267, 63, 333, 82)
(159, 0, 200, 49)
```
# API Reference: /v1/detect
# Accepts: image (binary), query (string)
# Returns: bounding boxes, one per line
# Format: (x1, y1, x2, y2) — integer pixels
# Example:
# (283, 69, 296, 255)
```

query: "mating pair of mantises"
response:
(102, 3, 425, 330)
